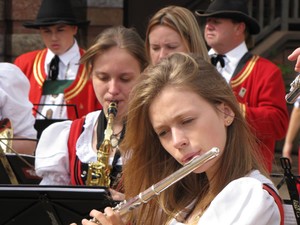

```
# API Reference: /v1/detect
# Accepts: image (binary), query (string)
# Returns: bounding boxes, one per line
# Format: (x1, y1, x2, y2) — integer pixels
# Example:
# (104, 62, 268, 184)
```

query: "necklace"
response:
(96, 110, 126, 149)
(189, 207, 203, 225)
(111, 129, 122, 148)
(191, 214, 201, 224)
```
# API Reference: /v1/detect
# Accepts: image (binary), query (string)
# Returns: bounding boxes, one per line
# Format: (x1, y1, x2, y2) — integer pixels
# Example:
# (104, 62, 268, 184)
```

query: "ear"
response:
(218, 103, 235, 126)
(236, 22, 246, 35)
(72, 25, 78, 35)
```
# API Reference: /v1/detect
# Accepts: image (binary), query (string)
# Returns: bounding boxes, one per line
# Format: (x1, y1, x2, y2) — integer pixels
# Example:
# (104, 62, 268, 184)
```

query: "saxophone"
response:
(0, 118, 13, 153)
(0, 118, 18, 184)
(86, 102, 118, 186)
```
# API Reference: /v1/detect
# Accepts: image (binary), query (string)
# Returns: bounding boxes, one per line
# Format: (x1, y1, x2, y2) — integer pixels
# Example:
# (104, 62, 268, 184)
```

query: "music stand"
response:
(34, 119, 66, 139)
(33, 103, 79, 138)
(33, 103, 79, 119)
(0, 153, 41, 184)
(272, 157, 300, 225)
(0, 185, 116, 225)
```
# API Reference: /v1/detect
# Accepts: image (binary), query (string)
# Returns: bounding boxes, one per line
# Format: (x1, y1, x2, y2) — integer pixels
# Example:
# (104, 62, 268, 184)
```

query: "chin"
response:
(193, 167, 205, 174)
(192, 163, 212, 174)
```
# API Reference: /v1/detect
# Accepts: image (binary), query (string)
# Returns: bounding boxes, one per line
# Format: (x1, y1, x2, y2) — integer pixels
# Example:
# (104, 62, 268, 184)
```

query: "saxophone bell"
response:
(0, 118, 18, 184)
(0, 118, 13, 153)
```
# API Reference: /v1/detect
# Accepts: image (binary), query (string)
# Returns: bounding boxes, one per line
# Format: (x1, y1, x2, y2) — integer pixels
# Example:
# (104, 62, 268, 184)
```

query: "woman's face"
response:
(148, 25, 189, 65)
(91, 47, 141, 121)
(149, 86, 234, 177)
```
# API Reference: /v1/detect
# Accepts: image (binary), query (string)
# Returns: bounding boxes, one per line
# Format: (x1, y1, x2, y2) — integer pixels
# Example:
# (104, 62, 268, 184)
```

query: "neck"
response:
(113, 118, 125, 134)
(212, 40, 244, 55)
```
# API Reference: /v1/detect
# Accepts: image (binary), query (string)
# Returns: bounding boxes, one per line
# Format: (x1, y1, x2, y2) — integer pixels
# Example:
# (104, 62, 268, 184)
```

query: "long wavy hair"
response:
(121, 52, 268, 224)
(145, 6, 209, 63)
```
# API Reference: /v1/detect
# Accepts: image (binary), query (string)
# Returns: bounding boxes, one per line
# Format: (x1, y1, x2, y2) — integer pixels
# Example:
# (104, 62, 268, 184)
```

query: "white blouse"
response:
(35, 110, 122, 185)
(169, 170, 280, 225)
(0, 63, 37, 139)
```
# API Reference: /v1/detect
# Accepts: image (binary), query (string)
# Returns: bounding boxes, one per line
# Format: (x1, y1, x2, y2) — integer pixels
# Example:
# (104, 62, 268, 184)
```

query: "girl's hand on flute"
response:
(81, 208, 125, 225)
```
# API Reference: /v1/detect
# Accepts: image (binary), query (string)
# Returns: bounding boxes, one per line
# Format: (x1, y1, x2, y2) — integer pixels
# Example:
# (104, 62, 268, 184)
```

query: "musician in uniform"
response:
(195, 0, 289, 172)
(34, 26, 147, 199)
(14, 0, 100, 120)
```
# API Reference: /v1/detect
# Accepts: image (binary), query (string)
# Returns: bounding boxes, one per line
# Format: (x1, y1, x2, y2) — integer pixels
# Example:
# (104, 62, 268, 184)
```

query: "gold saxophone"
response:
(86, 102, 118, 187)
(0, 118, 18, 184)
(0, 118, 13, 153)
(90, 147, 220, 223)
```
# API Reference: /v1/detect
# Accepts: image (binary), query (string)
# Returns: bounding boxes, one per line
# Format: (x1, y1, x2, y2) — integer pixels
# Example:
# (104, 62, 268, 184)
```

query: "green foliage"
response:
(277, 64, 294, 77)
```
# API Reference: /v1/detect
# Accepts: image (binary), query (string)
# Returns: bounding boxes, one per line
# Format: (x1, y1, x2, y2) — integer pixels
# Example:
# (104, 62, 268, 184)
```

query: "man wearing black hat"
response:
(196, 0, 289, 172)
(14, 0, 100, 121)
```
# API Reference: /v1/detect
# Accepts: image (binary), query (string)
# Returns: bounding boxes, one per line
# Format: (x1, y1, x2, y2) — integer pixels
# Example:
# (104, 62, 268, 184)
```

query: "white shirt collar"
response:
(46, 39, 80, 66)
(223, 42, 248, 67)
(208, 42, 248, 65)
(208, 42, 248, 82)
(59, 40, 80, 66)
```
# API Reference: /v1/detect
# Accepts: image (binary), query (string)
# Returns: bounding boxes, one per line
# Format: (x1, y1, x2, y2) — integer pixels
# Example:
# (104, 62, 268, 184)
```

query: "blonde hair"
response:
(145, 6, 209, 63)
(121, 52, 268, 224)
(80, 26, 148, 76)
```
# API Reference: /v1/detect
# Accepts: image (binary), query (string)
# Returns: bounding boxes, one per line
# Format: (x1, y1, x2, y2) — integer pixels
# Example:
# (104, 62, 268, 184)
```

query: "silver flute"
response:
(286, 74, 300, 104)
(90, 147, 219, 223)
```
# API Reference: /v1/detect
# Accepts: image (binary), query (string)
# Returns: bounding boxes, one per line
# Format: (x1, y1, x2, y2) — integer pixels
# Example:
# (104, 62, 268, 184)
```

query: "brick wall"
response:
(87, 0, 123, 47)
(0, 0, 123, 62)
(0, 0, 5, 61)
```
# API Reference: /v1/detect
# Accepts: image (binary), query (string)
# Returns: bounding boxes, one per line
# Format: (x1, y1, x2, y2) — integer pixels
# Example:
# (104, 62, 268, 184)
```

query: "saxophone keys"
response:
(81, 170, 87, 178)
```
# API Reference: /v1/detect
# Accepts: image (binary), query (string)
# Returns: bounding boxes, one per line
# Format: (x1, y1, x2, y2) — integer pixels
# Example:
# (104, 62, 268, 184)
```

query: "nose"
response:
(158, 48, 169, 62)
(205, 19, 215, 31)
(205, 22, 212, 31)
(108, 79, 120, 95)
(172, 128, 189, 150)
(51, 32, 58, 41)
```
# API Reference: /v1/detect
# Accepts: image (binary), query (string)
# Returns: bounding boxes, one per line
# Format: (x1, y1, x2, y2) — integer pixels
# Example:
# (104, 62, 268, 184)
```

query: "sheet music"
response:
(283, 203, 297, 225)
(0, 153, 41, 184)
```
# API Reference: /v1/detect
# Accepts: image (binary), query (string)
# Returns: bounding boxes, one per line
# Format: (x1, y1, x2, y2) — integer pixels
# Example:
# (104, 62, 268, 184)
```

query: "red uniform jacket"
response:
(14, 48, 101, 120)
(231, 55, 289, 171)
